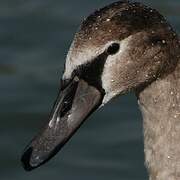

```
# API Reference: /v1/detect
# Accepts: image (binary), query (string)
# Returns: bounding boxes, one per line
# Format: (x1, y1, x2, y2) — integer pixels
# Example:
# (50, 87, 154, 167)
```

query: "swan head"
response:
(63, 1, 179, 103)
(21, 1, 179, 170)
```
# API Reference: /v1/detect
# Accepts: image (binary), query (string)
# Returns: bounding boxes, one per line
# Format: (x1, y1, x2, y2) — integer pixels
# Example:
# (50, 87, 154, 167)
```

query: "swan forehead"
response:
(63, 42, 102, 79)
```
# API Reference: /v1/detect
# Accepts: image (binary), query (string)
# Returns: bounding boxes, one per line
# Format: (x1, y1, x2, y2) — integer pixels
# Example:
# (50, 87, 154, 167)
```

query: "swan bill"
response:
(21, 76, 103, 171)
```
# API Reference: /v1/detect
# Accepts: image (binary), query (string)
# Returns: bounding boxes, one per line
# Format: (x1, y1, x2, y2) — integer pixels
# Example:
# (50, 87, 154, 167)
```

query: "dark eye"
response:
(107, 43, 120, 55)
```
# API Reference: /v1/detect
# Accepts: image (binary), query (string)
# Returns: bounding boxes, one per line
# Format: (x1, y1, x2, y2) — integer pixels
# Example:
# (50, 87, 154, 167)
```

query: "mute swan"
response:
(21, 1, 180, 179)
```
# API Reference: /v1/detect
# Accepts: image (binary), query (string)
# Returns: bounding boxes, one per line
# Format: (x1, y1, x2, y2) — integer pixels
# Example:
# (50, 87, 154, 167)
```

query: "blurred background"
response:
(0, 0, 179, 179)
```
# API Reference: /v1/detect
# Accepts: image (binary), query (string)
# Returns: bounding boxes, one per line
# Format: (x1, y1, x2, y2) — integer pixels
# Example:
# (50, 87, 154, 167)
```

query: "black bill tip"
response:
(21, 143, 64, 171)
(21, 147, 35, 171)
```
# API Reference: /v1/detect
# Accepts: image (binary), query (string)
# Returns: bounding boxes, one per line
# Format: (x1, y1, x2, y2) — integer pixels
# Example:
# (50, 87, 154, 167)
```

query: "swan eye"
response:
(107, 43, 120, 55)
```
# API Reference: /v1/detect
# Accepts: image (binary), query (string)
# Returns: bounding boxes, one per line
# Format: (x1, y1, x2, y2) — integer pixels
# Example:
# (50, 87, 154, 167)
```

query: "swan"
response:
(21, 1, 180, 179)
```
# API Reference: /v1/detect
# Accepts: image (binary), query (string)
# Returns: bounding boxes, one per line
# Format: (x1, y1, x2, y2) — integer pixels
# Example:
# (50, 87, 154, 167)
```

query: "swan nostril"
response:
(107, 43, 120, 55)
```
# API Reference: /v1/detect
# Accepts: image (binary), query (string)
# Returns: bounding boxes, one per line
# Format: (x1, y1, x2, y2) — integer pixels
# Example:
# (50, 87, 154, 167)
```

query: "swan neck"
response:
(137, 61, 180, 180)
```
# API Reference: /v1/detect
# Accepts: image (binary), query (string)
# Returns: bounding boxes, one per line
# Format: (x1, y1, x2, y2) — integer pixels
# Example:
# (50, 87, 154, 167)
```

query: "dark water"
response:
(0, 0, 180, 179)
